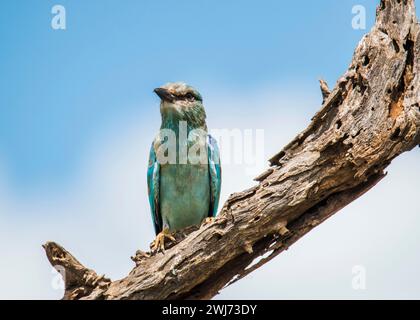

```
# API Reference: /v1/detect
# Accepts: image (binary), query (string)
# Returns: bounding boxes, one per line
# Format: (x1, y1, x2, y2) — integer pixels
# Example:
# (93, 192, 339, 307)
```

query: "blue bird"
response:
(147, 82, 221, 251)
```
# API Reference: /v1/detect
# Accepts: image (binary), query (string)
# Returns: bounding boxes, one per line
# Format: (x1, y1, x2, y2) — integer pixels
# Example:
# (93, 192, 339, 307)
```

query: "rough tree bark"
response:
(44, 0, 420, 300)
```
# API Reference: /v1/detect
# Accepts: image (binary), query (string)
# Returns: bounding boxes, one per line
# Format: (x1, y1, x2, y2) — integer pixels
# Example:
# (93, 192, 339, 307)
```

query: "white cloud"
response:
(0, 87, 418, 299)
(0, 117, 156, 299)
(218, 152, 420, 299)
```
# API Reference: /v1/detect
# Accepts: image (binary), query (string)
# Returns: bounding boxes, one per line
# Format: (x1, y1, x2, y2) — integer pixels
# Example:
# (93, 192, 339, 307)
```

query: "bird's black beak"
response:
(154, 88, 175, 102)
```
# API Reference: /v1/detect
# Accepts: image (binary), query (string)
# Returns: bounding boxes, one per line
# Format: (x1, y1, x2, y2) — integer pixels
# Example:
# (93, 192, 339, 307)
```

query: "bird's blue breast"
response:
(160, 162, 210, 231)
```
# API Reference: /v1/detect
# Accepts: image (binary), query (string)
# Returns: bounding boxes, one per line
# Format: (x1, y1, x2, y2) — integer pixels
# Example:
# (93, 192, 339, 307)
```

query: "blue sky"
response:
(0, 0, 379, 192)
(0, 1, 419, 299)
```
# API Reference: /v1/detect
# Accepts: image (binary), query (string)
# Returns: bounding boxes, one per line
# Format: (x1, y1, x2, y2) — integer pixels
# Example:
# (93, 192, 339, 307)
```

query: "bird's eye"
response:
(185, 93, 194, 101)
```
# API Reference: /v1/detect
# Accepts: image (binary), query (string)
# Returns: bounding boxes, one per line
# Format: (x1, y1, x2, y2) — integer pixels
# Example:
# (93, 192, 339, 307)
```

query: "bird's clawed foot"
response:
(151, 227, 176, 253)
(201, 217, 215, 227)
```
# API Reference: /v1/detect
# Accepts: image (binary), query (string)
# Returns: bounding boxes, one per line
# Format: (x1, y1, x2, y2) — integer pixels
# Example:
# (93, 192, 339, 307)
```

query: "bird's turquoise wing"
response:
(147, 143, 162, 235)
(207, 134, 221, 217)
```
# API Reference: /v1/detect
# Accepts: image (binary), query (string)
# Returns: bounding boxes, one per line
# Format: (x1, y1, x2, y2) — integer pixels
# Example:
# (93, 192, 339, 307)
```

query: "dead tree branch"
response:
(44, 0, 420, 300)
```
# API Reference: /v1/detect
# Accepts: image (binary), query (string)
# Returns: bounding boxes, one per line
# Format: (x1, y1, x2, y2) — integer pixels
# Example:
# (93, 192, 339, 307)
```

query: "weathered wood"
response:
(43, 242, 111, 300)
(44, 0, 420, 300)
(319, 79, 331, 104)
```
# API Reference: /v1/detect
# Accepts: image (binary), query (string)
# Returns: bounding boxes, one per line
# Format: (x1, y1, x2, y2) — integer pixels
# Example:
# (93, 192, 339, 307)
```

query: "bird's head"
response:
(154, 82, 207, 130)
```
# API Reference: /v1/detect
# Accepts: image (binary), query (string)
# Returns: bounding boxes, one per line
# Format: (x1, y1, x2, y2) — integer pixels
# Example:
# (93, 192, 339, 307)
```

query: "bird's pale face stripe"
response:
(157, 82, 202, 100)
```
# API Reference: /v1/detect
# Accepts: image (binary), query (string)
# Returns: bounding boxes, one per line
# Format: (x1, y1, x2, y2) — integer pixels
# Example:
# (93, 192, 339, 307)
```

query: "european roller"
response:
(147, 82, 221, 251)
